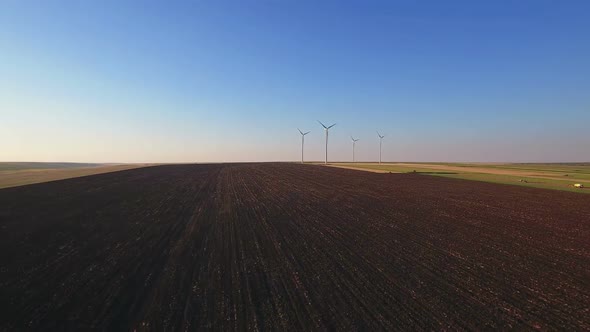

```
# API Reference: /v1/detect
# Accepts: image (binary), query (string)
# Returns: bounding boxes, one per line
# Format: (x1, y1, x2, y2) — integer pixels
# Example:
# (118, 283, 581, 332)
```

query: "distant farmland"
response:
(330, 162, 590, 193)
(0, 162, 103, 171)
(0, 162, 152, 189)
(1, 164, 588, 330)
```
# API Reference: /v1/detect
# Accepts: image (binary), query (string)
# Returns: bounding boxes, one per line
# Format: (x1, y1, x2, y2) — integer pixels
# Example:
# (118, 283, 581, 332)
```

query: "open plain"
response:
(1, 163, 589, 330)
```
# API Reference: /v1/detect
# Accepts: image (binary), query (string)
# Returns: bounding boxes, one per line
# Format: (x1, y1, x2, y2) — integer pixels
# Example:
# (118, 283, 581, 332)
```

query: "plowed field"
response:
(1, 163, 588, 330)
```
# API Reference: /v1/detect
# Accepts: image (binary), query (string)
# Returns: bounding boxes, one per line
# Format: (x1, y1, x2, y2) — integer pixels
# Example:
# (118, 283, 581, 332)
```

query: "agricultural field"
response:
(330, 162, 590, 193)
(0, 162, 103, 171)
(0, 162, 152, 189)
(0, 163, 589, 330)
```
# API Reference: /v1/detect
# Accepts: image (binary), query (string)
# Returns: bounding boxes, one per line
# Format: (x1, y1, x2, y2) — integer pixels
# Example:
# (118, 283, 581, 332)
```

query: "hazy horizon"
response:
(2, 1, 589, 163)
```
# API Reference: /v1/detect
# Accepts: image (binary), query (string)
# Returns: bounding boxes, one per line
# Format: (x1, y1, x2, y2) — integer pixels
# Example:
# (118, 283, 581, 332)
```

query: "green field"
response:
(329, 163, 590, 194)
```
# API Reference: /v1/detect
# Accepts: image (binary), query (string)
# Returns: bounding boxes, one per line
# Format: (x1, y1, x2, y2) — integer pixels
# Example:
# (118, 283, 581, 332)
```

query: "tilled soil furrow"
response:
(1, 163, 589, 330)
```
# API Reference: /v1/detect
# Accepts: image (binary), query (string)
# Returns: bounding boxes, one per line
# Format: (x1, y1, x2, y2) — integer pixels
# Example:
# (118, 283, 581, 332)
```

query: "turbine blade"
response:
(304, 131, 310, 135)
(318, 120, 327, 129)
(298, 128, 303, 135)
(327, 123, 336, 129)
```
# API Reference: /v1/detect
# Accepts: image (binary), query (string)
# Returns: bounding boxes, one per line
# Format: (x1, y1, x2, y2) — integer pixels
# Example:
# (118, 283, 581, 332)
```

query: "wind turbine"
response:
(351, 136, 359, 163)
(298, 128, 310, 163)
(377, 131, 385, 164)
(318, 121, 336, 164)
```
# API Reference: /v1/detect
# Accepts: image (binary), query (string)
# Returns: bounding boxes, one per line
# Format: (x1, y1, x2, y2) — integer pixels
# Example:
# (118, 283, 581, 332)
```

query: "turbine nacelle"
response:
(318, 121, 336, 130)
(298, 128, 310, 136)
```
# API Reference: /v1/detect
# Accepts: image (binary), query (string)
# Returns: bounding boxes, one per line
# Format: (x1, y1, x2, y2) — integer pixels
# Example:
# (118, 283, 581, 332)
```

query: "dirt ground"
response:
(1, 164, 588, 330)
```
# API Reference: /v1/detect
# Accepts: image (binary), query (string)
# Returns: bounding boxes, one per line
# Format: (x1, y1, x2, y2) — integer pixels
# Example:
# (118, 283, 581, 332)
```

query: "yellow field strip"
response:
(324, 164, 394, 173)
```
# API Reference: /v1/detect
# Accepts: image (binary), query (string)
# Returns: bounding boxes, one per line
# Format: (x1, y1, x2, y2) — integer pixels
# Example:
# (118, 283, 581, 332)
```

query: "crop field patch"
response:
(0, 163, 589, 330)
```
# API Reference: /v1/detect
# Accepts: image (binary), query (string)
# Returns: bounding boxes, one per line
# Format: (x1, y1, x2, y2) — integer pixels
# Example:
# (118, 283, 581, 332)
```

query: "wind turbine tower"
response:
(351, 136, 359, 163)
(377, 131, 385, 164)
(318, 121, 336, 164)
(298, 128, 310, 163)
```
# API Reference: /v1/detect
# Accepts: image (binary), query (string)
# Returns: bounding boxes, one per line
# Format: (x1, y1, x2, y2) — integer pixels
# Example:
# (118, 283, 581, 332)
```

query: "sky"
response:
(1, 0, 589, 163)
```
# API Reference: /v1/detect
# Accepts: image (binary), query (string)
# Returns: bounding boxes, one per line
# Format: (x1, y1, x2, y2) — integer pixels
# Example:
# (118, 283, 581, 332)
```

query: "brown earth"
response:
(0, 163, 589, 330)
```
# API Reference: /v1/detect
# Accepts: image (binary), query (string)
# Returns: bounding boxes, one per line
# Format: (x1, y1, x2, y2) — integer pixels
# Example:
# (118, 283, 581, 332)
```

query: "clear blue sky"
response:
(1, 0, 589, 162)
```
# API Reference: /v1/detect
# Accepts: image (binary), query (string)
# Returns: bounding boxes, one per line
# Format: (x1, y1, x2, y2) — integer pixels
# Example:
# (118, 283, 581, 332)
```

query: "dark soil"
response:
(1, 163, 588, 330)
